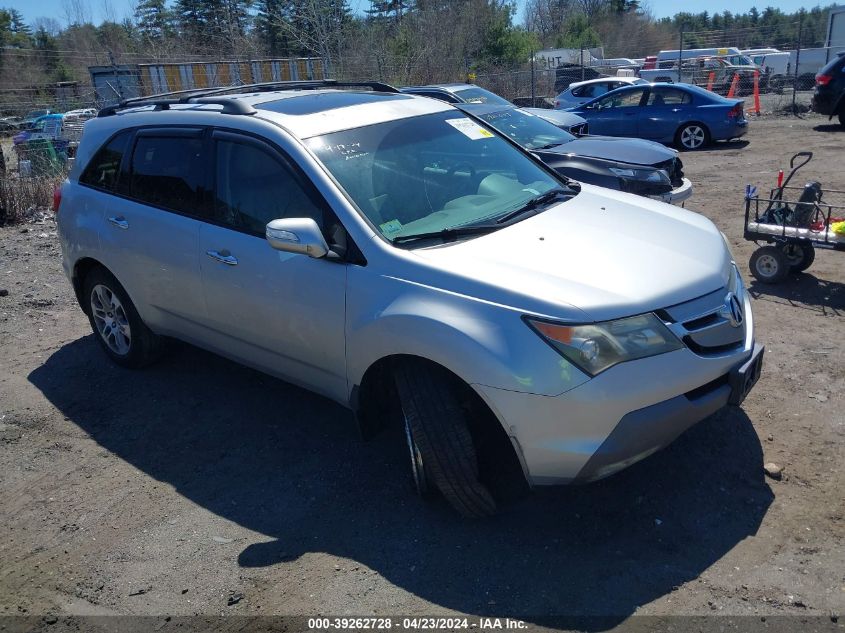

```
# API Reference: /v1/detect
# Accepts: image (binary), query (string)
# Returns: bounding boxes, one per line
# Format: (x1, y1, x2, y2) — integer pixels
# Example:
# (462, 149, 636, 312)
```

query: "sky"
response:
(1, 0, 827, 29)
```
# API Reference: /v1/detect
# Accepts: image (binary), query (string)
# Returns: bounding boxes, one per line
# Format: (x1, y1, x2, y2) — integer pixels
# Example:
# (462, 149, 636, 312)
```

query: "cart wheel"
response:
(750, 246, 789, 284)
(781, 243, 815, 273)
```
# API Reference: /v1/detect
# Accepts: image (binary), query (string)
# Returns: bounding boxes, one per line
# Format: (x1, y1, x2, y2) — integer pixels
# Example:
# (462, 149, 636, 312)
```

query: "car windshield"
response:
(452, 87, 512, 106)
(476, 108, 575, 150)
(306, 111, 571, 242)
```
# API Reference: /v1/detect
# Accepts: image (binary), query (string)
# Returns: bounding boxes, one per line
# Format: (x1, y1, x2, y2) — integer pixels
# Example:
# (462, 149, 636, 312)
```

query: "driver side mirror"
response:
(265, 217, 329, 258)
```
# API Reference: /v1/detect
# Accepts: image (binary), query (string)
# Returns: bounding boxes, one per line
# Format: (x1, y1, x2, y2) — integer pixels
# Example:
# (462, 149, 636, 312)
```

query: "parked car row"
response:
(12, 108, 97, 155)
(400, 82, 707, 203)
(57, 79, 762, 518)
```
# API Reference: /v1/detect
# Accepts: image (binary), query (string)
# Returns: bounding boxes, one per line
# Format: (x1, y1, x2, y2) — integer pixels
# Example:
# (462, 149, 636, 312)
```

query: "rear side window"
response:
(79, 131, 132, 191)
(129, 135, 206, 215)
(647, 88, 692, 106)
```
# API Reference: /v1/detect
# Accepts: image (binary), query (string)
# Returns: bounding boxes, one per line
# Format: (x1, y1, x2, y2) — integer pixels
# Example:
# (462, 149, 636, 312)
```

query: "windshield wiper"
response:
(494, 188, 573, 225)
(391, 223, 501, 245)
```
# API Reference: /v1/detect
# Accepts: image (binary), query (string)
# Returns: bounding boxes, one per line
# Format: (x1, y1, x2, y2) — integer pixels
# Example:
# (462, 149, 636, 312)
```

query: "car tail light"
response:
(816, 73, 832, 86)
(52, 185, 62, 213)
(727, 103, 743, 118)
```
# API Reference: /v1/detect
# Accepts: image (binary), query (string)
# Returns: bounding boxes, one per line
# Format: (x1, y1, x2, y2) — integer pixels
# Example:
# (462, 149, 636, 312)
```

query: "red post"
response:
(752, 70, 761, 115)
(706, 71, 716, 91)
(727, 73, 740, 98)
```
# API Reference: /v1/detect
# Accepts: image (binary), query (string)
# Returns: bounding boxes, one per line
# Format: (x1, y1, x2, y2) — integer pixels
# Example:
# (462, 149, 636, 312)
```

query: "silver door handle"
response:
(107, 216, 129, 230)
(206, 250, 238, 266)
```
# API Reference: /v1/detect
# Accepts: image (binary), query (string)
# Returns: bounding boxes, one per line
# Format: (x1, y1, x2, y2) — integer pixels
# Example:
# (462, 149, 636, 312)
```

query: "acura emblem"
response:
(720, 292, 744, 328)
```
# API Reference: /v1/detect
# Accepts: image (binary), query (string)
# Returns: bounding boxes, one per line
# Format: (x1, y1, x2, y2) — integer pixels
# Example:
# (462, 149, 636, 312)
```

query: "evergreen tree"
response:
(135, 0, 173, 41)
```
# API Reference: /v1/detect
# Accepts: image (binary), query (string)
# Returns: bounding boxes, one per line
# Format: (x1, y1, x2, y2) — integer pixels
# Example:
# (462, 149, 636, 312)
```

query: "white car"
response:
(554, 77, 647, 109)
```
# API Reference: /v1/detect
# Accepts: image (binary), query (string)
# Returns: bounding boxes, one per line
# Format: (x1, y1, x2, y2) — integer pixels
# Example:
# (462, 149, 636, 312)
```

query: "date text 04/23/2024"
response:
(307, 617, 529, 630)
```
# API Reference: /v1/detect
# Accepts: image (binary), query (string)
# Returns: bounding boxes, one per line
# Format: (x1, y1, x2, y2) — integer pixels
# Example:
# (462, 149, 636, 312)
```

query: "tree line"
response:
(0, 0, 836, 110)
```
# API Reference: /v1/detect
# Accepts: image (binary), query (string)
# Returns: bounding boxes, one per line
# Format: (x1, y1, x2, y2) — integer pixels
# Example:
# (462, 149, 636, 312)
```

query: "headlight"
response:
(609, 167, 671, 184)
(525, 313, 683, 377)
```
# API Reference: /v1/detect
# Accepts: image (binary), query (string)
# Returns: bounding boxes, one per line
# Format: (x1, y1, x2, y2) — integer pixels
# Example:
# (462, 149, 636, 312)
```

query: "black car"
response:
(457, 103, 692, 204)
(813, 52, 845, 127)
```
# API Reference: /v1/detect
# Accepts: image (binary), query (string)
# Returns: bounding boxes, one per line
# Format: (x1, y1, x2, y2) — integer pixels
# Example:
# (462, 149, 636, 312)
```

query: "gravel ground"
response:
(0, 113, 843, 630)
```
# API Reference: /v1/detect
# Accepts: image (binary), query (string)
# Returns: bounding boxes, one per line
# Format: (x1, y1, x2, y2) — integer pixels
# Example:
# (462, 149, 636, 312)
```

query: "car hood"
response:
(523, 108, 586, 127)
(546, 135, 676, 166)
(408, 184, 730, 322)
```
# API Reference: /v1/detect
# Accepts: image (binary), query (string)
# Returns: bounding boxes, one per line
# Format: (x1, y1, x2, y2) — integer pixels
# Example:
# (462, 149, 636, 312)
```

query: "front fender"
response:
(345, 268, 590, 403)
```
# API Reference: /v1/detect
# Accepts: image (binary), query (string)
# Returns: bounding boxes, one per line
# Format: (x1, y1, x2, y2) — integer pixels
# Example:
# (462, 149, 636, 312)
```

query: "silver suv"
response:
(56, 81, 763, 517)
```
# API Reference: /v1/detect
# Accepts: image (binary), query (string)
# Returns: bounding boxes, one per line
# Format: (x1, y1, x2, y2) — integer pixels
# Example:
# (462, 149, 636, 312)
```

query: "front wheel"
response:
(749, 245, 789, 284)
(839, 111, 845, 128)
(394, 360, 497, 518)
(83, 267, 163, 368)
(781, 243, 815, 272)
(675, 123, 710, 151)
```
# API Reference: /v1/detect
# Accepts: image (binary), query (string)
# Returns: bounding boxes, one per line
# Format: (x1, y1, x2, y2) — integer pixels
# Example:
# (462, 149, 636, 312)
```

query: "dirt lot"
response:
(0, 113, 843, 630)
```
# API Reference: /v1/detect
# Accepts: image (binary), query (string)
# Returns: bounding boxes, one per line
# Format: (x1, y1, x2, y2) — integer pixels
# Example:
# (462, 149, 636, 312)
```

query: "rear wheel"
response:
(393, 359, 497, 518)
(675, 123, 710, 150)
(83, 267, 163, 368)
(749, 245, 789, 284)
(781, 243, 815, 273)
(839, 111, 845, 128)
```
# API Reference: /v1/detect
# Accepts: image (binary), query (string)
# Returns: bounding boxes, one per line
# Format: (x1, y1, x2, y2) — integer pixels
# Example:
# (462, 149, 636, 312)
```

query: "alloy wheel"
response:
(90, 284, 131, 355)
(681, 125, 705, 149)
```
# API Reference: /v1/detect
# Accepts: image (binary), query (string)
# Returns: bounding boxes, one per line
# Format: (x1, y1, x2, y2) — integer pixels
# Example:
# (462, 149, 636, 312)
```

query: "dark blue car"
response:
(567, 83, 748, 150)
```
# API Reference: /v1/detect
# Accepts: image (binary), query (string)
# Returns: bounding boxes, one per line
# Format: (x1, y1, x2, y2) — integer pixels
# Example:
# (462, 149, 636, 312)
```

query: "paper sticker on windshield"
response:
(446, 118, 494, 140)
(379, 219, 403, 236)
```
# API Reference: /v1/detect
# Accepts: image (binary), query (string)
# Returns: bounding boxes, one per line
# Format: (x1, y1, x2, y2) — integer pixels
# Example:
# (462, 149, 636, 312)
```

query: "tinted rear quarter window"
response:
(648, 89, 692, 106)
(129, 135, 206, 215)
(79, 131, 132, 191)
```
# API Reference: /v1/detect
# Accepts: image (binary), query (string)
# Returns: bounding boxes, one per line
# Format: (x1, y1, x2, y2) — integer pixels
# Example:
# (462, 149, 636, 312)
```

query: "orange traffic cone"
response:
(706, 71, 716, 91)
(751, 70, 761, 115)
(727, 73, 740, 98)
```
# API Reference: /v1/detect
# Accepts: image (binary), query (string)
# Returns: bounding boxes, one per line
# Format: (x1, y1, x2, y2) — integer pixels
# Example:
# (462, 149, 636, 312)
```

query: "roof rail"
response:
(98, 96, 256, 117)
(97, 79, 400, 117)
(197, 79, 401, 96)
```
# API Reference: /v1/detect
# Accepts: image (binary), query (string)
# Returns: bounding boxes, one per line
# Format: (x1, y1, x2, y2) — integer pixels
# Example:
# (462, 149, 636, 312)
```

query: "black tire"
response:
(839, 111, 845, 129)
(82, 267, 163, 368)
(675, 122, 710, 151)
(781, 243, 815, 273)
(393, 360, 497, 518)
(749, 245, 789, 284)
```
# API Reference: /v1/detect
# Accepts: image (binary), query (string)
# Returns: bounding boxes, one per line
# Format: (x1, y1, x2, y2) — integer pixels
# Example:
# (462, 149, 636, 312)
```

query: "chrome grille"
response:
(661, 268, 747, 356)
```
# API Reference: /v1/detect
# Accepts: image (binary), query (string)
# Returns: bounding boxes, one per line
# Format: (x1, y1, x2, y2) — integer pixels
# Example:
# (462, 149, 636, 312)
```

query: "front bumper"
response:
(649, 177, 693, 205)
(475, 291, 760, 486)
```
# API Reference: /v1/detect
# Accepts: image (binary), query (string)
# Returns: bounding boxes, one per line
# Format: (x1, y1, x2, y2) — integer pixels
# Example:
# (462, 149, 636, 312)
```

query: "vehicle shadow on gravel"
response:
(749, 274, 844, 315)
(30, 337, 773, 629)
(812, 124, 845, 133)
(695, 139, 750, 152)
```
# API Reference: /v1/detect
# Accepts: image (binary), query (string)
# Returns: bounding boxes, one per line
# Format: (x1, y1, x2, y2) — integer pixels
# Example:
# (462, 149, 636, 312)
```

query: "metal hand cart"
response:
(743, 152, 845, 284)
